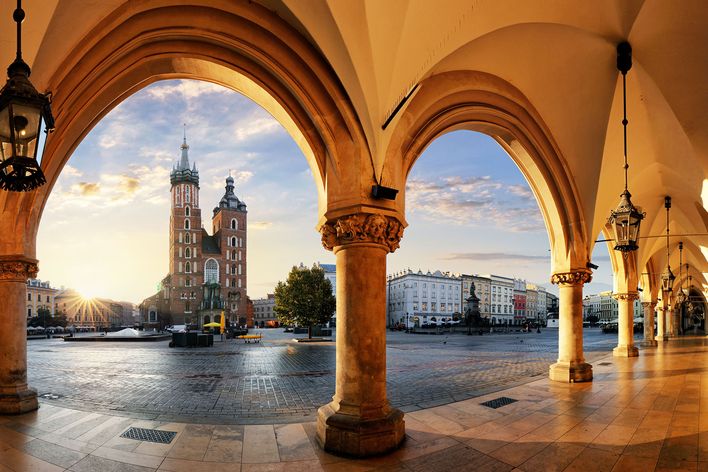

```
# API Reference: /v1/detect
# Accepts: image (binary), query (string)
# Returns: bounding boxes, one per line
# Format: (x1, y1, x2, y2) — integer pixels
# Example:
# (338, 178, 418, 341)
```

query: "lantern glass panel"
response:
(10, 102, 41, 159)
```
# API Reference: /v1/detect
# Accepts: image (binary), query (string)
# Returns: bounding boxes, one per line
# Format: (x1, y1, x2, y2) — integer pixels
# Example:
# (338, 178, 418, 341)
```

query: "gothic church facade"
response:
(141, 136, 248, 328)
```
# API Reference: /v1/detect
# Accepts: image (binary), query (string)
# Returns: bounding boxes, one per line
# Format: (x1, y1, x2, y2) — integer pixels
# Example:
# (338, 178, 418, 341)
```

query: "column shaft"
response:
(549, 271, 592, 382)
(613, 294, 639, 357)
(656, 305, 668, 341)
(0, 257, 38, 414)
(317, 214, 405, 457)
(641, 302, 658, 347)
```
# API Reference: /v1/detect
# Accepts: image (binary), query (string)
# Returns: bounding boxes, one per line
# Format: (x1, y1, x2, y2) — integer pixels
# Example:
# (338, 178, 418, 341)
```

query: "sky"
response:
(36, 79, 613, 304)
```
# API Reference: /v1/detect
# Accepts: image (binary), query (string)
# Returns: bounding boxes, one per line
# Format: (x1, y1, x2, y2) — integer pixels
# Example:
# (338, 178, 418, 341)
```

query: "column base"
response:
(655, 335, 669, 342)
(549, 362, 593, 383)
(0, 386, 38, 415)
(316, 402, 405, 457)
(640, 339, 658, 347)
(613, 345, 639, 357)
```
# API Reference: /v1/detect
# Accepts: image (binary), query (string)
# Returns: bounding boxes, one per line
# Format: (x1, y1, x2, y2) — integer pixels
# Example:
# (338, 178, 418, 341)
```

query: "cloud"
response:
(146, 81, 230, 101)
(406, 175, 545, 232)
(442, 252, 549, 261)
(250, 221, 273, 230)
(62, 165, 83, 177)
(51, 166, 170, 210)
(74, 182, 100, 196)
(234, 117, 281, 142)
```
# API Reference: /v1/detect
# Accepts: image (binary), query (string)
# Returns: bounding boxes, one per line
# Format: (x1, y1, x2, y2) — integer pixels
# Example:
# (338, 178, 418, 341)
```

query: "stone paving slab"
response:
(27, 328, 633, 424)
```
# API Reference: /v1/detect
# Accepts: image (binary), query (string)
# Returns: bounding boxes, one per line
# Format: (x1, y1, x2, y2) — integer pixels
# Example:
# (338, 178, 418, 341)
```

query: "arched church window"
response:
(231, 219, 237, 230)
(185, 262, 191, 273)
(185, 185, 191, 203)
(185, 206, 190, 217)
(185, 232, 191, 244)
(185, 247, 191, 258)
(231, 236, 236, 247)
(184, 219, 190, 230)
(205, 259, 219, 284)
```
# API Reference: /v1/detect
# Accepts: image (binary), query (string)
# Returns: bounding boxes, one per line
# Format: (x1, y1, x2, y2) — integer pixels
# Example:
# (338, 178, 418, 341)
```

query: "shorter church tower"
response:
(212, 176, 248, 325)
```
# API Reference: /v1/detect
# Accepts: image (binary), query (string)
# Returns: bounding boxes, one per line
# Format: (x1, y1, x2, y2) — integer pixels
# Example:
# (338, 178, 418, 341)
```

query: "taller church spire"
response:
(170, 125, 199, 186)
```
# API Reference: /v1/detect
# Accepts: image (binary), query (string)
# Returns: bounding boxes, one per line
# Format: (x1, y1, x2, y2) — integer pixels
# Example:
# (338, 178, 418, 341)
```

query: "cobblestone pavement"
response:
(27, 328, 636, 424)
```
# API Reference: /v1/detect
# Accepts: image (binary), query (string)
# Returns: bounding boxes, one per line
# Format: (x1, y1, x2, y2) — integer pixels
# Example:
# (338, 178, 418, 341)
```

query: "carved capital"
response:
(641, 301, 657, 309)
(613, 292, 639, 301)
(320, 213, 404, 253)
(550, 270, 592, 286)
(0, 257, 38, 282)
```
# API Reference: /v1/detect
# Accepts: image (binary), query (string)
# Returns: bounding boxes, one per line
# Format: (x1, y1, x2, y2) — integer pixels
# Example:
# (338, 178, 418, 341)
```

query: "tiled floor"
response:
(3, 337, 708, 471)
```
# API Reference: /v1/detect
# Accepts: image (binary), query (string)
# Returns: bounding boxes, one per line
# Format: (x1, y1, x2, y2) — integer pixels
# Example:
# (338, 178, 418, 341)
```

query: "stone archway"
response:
(0, 1, 376, 426)
(385, 70, 594, 382)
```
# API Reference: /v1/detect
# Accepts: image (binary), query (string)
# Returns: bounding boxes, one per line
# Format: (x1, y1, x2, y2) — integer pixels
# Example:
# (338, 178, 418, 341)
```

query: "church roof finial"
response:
(178, 124, 190, 169)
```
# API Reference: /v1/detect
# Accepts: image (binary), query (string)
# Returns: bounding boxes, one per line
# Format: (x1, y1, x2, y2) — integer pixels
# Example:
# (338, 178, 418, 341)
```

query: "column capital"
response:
(613, 292, 639, 301)
(320, 213, 404, 253)
(550, 269, 592, 286)
(641, 301, 657, 309)
(0, 256, 38, 282)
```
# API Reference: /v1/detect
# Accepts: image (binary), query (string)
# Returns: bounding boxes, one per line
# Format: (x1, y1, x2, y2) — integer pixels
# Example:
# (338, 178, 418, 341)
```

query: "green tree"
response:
(274, 264, 336, 338)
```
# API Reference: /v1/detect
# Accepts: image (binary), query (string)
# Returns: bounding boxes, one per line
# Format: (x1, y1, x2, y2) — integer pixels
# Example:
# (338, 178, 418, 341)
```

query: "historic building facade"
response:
(386, 269, 462, 328)
(141, 136, 248, 329)
(25, 279, 57, 318)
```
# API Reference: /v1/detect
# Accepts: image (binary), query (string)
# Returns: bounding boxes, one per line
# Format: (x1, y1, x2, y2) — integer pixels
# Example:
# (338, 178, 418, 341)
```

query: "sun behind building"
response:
(140, 134, 249, 329)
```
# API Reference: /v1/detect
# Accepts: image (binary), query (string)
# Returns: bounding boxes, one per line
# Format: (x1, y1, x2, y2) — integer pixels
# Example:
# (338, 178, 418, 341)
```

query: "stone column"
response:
(317, 213, 405, 457)
(0, 256, 39, 414)
(656, 302, 668, 341)
(613, 293, 639, 357)
(667, 305, 676, 337)
(640, 301, 658, 347)
(549, 270, 593, 383)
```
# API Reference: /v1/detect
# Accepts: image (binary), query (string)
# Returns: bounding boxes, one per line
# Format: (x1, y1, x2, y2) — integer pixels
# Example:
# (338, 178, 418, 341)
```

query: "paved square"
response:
(27, 328, 631, 424)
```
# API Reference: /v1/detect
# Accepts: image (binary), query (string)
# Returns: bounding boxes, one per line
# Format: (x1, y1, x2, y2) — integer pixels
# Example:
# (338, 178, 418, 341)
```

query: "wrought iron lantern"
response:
(676, 243, 687, 305)
(608, 42, 645, 251)
(0, 0, 55, 192)
(660, 196, 675, 293)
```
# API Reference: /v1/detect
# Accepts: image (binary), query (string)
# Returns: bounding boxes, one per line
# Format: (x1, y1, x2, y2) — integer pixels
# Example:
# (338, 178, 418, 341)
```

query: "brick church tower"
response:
(142, 130, 249, 329)
(168, 131, 202, 323)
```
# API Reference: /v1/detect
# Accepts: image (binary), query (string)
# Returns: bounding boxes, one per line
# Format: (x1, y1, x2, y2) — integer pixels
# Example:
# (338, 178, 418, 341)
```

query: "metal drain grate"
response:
(480, 397, 518, 409)
(120, 427, 177, 444)
(598, 362, 612, 366)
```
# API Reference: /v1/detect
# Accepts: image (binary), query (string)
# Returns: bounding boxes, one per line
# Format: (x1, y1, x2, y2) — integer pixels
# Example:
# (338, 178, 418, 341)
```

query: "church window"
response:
(185, 206, 190, 217)
(205, 259, 219, 284)
(185, 185, 190, 203)
(185, 262, 191, 273)
(185, 232, 191, 244)
(231, 265, 236, 275)
(232, 251, 237, 261)
(231, 236, 236, 247)
(186, 278, 191, 287)
(184, 219, 190, 230)
(185, 248, 191, 258)
(231, 219, 237, 230)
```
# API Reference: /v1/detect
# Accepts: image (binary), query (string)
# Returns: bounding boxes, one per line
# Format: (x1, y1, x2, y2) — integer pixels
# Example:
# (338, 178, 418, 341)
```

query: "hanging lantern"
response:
(0, 0, 55, 192)
(660, 196, 674, 294)
(608, 42, 645, 252)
